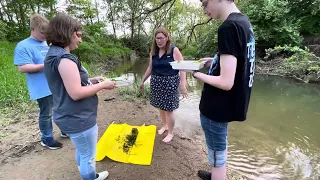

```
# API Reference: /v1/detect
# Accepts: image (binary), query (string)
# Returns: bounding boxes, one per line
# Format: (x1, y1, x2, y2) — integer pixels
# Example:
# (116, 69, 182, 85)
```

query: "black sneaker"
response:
(60, 132, 69, 138)
(198, 170, 211, 180)
(41, 140, 63, 150)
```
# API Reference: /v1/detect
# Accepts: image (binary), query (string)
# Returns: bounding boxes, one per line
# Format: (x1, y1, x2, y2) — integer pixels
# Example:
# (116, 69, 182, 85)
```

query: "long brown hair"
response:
(150, 27, 172, 56)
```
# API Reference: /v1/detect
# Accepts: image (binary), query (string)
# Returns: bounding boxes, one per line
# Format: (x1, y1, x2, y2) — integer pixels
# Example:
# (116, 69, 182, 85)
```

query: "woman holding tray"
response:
(139, 27, 188, 143)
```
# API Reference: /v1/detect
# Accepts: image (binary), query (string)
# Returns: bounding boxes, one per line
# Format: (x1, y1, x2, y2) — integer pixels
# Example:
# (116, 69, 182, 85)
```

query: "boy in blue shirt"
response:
(13, 13, 63, 150)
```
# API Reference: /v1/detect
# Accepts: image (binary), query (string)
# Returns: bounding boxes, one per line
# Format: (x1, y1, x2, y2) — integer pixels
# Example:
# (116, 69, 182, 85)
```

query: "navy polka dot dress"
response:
(150, 74, 180, 112)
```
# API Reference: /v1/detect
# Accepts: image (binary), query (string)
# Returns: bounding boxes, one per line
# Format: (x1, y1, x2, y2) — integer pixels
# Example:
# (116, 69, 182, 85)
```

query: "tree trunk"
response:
(95, 0, 99, 22)
(0, 8, 4, 21)
(37, 3, 40, 13)
(130, 11, 135, 38)
(18, 3, 26, 32)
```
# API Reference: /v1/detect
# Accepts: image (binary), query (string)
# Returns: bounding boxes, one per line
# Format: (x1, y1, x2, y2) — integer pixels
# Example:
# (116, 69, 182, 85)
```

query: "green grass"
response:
(118, 81, 150, 101)
(0, 41, 30, 107)
(0, 41, 37, 126)
(73, 41, 132, 63)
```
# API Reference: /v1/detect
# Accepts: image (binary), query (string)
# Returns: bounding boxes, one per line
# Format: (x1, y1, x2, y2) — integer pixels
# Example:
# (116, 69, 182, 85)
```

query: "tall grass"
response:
(0, 41, 37, 126)
(0, 41, 29, 107)
(118, 81, 150, 101)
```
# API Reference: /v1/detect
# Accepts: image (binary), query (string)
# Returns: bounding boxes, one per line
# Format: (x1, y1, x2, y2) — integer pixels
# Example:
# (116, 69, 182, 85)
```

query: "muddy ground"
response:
(0, 90, 234, 180)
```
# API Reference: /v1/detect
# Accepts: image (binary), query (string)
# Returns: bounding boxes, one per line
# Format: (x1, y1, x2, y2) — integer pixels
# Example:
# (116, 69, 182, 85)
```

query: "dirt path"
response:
(0, 90, 230, 180)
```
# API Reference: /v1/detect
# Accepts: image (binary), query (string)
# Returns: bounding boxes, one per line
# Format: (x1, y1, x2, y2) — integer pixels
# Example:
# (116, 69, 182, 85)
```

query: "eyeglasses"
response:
(156, 37, 166, 41)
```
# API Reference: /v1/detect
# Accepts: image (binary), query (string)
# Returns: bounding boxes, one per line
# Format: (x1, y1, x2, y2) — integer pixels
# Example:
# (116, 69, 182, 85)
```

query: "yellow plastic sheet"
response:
(95, 123, 157, 166)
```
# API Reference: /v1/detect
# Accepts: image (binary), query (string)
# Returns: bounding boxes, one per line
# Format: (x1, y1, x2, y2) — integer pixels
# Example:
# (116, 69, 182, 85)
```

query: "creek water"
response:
(108, 58, 320, 179)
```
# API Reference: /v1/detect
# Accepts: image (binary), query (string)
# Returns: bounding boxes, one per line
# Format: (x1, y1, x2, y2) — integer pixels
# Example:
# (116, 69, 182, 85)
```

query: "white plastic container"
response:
(169, 60, 205, 70)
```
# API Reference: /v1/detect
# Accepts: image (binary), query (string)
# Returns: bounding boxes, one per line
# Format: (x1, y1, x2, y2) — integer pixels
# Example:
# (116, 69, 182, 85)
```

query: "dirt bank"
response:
(0, 90, 237, 180)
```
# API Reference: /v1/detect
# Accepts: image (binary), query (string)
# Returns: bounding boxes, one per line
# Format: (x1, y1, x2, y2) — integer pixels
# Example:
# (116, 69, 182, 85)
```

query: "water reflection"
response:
(111, 59, 320, 179)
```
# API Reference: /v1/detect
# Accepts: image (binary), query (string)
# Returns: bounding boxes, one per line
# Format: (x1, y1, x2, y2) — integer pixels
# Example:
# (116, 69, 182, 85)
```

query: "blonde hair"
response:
(150, 27, 172, 56)
(30, 13, 49, 32)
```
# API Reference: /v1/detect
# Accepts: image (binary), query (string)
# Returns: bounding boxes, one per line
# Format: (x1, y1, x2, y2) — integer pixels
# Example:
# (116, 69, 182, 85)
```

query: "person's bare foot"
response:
(162, 133, 174, 143)
(158, 126, 167, 135)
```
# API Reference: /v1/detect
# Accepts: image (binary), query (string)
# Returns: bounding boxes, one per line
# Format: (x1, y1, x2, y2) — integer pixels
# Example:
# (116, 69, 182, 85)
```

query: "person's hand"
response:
(199, 57, 213, 68)
(139, 82, 144, 91)
(100, 80, 116, 90)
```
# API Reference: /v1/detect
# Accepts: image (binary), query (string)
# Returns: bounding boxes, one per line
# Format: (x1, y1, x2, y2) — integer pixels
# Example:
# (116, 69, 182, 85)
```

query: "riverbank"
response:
(256, 58, 320, 83)
(0, 89, 239, 180)
(255, 45, 320, 84)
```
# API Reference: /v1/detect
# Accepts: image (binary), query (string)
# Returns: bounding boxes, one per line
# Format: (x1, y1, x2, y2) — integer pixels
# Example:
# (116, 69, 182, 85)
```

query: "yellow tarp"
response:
(95, 123, 157, 166)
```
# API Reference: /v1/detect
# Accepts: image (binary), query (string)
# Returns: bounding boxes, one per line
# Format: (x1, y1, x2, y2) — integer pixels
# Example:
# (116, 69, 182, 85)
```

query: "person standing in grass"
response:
(189, 0, 256, 179)
(44, 12, 115, 180)
(139, 27, 188, 143)
(13, 13, 64, 150)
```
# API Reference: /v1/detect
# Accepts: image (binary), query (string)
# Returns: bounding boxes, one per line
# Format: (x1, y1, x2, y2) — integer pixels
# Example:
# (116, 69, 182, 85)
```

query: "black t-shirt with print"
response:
(199, 12, 256, 122)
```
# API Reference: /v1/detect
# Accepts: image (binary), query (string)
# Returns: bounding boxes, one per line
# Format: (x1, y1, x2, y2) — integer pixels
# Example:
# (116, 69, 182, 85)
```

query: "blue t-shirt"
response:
(13, 37, 51, 100)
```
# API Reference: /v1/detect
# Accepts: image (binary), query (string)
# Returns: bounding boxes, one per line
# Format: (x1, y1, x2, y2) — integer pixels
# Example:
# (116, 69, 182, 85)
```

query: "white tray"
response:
(169, 60, 205, 70)
(115, 80, 133, 87)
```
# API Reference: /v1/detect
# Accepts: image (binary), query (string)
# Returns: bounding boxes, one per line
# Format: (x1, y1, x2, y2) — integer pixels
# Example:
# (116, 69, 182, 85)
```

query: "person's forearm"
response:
(142, 67, 152, 83)
(69, 83, 104, 101)
(193, 72, 233, 91)
(179, 71, 186, 86)
(18, 64, 44, 73)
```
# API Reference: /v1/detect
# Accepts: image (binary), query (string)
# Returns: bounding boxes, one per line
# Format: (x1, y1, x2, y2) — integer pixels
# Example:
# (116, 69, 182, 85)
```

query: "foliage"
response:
(289, 0, 320, 35)
(181, 45, 198, 60)
(0, 41, 29, 107)
(67, 0, 98, 25)
(240, 0, 302, 47)
(264, 45, 320, 74)
(0, 0, 56, 41)
(0, 41, 38, 126)
(121, 35, 151, 57)
(73, 41, 105, 61)
(73, 40, 131, 63)
(0, 21, 7, 40)
(83, 22, 106, 37)
(193, 21, 220, 58)
(118, 81, 150, 101)
(182, 0, 320, 58)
